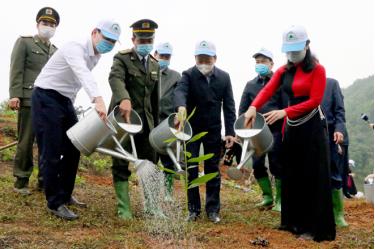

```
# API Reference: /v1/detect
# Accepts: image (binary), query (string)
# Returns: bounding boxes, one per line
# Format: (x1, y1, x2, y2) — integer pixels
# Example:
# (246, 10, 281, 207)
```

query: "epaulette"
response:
(20, 35, 33, 38)
(149, 53, 158, 62)
(119, 49, 133, 55)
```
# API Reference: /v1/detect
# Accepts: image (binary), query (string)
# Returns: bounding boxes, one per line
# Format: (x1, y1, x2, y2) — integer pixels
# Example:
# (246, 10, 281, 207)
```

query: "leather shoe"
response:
(66, 196, 87, 208)
(207, 213, 221, 223)
(48, 205, 79, 220)
(186, 212, 200, 222)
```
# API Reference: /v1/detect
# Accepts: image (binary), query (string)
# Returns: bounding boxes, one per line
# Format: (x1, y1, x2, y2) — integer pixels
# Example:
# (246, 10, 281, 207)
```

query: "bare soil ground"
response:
(0, 113, 373, 249)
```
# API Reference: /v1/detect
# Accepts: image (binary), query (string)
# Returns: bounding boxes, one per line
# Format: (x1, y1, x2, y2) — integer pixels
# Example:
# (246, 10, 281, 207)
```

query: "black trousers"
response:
(252, 131, 283, 180)
(31, 87, 80, 210)
(328, 126, 344, 189)
(186, 127, 221, 215)
(340, 145, 357, 196)
(159, 154, 174, 172)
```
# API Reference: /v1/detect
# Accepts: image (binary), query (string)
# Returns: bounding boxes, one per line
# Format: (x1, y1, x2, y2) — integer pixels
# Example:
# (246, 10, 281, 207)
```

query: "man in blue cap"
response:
(32, 19, 121, 220)
(238, 48, 286, 212)
(154, 42, 181, 199)
(174, 40, 236, 223)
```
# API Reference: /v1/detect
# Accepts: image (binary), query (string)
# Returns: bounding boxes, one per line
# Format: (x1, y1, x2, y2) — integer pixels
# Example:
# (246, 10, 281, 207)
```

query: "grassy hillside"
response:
(343, 75, 374, 190)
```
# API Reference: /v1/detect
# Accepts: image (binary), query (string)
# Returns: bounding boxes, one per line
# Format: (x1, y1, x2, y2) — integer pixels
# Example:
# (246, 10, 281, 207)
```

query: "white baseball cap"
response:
(253, 48, 273, 61)
(282, 25, 308, 53)
(194, 40, 216, 56)
(156, 42, 173, 55)
(96, 19, 121, 41)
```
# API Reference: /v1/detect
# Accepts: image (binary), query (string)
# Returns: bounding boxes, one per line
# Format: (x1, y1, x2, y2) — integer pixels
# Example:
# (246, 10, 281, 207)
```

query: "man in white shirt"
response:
(32, 19, 121, 220)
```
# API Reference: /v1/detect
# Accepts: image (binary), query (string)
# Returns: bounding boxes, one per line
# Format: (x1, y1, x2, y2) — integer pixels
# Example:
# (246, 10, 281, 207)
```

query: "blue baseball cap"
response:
(253, 48, 274, 61)
(282, 25, 308, 53)
(156, 42, 173, 55)
(96, 19, 121, 41)
(194, 40, 216, 56)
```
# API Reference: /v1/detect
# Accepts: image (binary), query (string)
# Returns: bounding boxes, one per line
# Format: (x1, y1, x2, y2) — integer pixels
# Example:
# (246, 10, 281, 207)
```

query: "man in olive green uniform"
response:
(8, 7, 60, 195)
(153, 42, 181, 198)
(108, 19, 160, 219)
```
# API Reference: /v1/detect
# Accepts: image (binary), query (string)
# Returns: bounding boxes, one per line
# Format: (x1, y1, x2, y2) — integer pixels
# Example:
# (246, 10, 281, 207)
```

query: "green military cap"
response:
(130, 19, 158, 39)
(36, 7, 60, 26)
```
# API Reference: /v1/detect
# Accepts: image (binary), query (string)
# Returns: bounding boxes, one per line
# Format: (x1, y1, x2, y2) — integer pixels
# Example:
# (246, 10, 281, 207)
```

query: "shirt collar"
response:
(34, 34, 50, 46)
(256, 72, 273, 83)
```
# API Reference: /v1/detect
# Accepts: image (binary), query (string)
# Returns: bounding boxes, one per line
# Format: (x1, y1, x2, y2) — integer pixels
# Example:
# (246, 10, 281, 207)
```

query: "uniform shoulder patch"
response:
(119, 49, 132, 54)
(149, 53, 158, 62)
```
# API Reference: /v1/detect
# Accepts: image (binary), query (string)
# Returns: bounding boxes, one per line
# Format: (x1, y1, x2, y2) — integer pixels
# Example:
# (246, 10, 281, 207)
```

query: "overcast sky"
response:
(1, 0, 373, 109)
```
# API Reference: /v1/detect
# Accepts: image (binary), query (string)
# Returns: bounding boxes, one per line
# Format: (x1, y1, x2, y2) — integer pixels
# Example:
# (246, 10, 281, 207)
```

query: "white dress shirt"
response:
(34, 38, 101, 103)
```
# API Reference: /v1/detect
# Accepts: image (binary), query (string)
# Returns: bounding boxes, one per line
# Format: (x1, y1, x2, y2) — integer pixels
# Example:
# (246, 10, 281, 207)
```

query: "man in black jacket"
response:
(238, 48, 285, 212)
(174, 40, 236, 223)
(321, 77, 349, 227)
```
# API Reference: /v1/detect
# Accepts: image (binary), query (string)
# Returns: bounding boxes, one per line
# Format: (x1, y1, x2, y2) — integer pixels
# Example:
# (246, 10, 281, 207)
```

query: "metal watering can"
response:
(149, 113, 193, 175)
(227, 112, 274, 180)
(66, 106, 146, 172)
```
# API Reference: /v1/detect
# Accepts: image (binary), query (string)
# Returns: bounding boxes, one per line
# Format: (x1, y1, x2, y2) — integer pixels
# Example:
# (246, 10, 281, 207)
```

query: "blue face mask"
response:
(158, 59, 170, 70)
(255, 64, 270, 76)
(96, 39, 115, 54)
(136, 44, 153, 56)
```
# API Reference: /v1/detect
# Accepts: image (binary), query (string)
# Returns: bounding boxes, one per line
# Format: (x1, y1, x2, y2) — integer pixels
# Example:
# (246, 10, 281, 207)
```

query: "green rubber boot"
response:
(165, 174, 174, 202)
(255, 177, 273, 208)
(114, 181, 132, 220)
(332, 188, 348, 227)
(272, 179, 281, 212)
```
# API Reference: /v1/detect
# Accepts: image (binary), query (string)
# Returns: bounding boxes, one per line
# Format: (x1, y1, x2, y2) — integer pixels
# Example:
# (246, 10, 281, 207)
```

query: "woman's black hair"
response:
(286, 40, 317, 73)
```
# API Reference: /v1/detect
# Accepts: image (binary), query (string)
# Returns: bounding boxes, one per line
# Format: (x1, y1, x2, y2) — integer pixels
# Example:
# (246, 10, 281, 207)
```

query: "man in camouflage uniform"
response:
(8, 7, 60, 195)
(108, 19, 160, 219)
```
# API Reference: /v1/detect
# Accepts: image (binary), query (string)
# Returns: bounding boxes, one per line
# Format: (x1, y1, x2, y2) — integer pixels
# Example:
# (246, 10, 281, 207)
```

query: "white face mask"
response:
(196, 64, 214, 75)
(38, 25, 56, 40)
(286, 50, 306, 63)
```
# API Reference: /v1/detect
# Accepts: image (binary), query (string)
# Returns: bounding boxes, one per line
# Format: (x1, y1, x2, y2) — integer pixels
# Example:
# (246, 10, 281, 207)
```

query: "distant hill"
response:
(343, 75, 374, 191)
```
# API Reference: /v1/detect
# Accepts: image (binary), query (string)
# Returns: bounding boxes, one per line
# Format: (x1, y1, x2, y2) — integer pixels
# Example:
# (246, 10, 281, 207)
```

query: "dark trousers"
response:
(159, 154, 174, 172)
(328, 127, 343, 189)
(187, 127, 221, 215)
(252, 131, 283, 180)
(13, 105, 42, 181)
(31, 87, 80, 210)
(112, 124, 156, 181)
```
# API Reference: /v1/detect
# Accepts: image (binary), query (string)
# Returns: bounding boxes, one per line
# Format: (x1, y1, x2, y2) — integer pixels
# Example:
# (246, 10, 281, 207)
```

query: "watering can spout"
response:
(95, 147, 137, 163)
(166, 147, 185, 175)
(227, 113, 274, 180)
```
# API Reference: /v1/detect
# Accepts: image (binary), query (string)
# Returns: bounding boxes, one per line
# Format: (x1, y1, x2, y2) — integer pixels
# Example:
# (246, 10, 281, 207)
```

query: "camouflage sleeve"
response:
(9, 37, 27, 98)
(108, 54, 131, 105)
